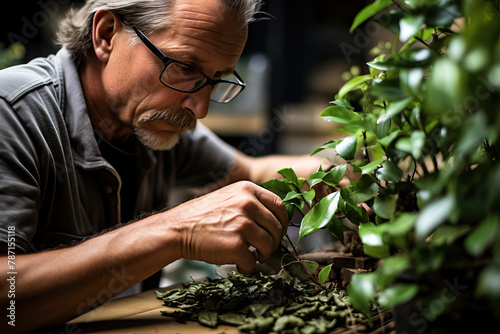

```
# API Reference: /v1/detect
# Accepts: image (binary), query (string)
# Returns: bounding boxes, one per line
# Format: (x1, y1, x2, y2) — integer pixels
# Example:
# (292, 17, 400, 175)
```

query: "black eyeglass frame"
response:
(132, 26, 246, 103)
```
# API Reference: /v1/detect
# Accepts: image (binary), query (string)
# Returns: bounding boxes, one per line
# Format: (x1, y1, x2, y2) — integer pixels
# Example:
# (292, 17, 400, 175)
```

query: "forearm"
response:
(0, 214, 181, 333)
(241, 154, 327, 184)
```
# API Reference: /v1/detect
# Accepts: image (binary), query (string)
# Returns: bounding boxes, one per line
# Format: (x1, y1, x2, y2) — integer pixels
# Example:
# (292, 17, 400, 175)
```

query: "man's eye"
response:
(178, 64, 197, 75)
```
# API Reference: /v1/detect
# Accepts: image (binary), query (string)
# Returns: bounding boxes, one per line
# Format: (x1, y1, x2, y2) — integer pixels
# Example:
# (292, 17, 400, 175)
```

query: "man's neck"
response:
(78, 58, 134, 145)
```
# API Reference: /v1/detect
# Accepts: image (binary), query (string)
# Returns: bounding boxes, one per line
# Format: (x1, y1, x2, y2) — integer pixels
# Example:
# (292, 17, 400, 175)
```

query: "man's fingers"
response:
(251, 186, 289, 238)
(234, 245, 258, 275)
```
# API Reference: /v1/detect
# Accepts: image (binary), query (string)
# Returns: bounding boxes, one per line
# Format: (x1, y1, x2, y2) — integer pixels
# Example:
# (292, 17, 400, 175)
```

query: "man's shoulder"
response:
(0, 54, 60, 104)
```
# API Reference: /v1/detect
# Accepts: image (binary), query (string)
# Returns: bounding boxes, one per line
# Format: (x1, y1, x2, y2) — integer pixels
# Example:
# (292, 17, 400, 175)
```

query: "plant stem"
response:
(391, 0, 409, 12)
(402, 110, 416, 130)
(431, 154, 439, 172)
(410, 159, 418, 182)
(392, 115, 410, 137)
(413, 36, 432, 49)
(418, 158, 429, 175)
(363, 131, 371, 164)
(286, 233, 301, 259)
(281, 236, 327, 290)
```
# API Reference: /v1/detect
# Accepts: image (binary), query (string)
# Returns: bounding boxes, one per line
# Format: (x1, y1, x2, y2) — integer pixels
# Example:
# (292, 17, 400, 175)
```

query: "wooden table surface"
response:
(67, 288, 239, 334)
(66, 287, 394, 334)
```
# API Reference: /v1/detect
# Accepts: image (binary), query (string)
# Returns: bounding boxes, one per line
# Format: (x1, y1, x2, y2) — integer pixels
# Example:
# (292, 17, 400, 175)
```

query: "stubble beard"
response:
(134, 109, 197, 151)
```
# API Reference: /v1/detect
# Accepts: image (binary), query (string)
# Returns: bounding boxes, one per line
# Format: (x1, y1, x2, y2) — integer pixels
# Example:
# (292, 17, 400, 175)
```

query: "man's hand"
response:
(163, 181, 289, 274)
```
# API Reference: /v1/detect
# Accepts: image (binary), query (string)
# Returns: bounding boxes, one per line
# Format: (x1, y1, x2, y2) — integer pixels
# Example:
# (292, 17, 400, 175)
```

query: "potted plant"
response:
(159, 1, 499, 332)
(262, 0, 500, 332)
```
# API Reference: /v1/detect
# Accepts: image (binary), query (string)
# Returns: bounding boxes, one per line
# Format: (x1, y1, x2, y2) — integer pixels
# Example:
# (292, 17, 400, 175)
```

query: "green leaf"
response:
(399, 14, 425, 42)
(378, 254, 411, 285)
(476, 264, 500, 302)
(259, 179, 293, 199)
(375, 159, 402, 182)
(259, 179, 296, 218)
(324, 164, 348, 186)
(377, 98, 411, 125)
(278, 167, 299, 186)
(327, 215, 351, 242)
(283, 191, 301, 202)
(367, 58, 398, 71)
(465, 215, 499, 257)
(359, 158, 385, 175)
(373, 194, 396, 219)
(377, 129, 404, 147)
(330, 98, 354, 109)
(347, 272, 378, 318)
(430, 225, 469, 247)
(297, 191, 341, 244)
(338, 75, 372, 99)
(311, 140, 339, 156)
(400, 68, 425, 96)
(369, 78, 409, 101)
(307, 171, 327, 188)
(284, 188, 316, 208)
(377, 284, 418, 308)
(320, 105, 361, 124)
(425, 58, 466, 117)
(336, 136, 358, 160)
(350, 0, 393, 32)
(395, 131, 426, 159)
(376, 8, 405, 34)
(302, 260, 320, 275)
(359, 222, 390, 258)
(424, 0, 461, 27)
(351, 175, 379, 203)
(376, 114, 391, 139)
(415, 195, 455, 240)
(318, 264, 333, 283)
(307, 164, 347, 188)
(455, 112, 488, 156)
(385, 213, 417, 238)
(340, 188, 370, 226)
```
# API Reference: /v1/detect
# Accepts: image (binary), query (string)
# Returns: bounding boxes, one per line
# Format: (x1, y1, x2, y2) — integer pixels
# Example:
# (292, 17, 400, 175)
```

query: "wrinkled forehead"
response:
(158, 0, 247, 63)
(171, 0, 248, 41)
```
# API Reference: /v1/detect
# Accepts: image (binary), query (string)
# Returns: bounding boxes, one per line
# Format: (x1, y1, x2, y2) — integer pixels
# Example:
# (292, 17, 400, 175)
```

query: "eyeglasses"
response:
(133, 27, 246, 104)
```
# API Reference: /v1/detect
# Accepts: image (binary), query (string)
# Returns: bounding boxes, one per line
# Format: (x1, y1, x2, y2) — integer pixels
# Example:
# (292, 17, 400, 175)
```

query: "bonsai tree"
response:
(262, 0, 500, 330)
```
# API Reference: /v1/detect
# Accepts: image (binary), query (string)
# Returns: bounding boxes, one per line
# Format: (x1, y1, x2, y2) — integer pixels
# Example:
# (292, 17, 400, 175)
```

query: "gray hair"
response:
(56, 0, 262, 66)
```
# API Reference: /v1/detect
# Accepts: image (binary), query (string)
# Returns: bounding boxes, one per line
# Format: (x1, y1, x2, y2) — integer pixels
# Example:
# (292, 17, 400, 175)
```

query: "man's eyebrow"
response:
(173, 52, 236, 75)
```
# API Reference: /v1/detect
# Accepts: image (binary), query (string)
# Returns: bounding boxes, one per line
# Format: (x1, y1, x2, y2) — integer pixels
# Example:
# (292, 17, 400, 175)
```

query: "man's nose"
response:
(180, 85, 211, 119)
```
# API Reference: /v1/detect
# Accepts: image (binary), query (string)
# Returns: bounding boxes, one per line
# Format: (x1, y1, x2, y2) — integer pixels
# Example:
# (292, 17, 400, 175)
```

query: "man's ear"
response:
(92, 10, 120, 64)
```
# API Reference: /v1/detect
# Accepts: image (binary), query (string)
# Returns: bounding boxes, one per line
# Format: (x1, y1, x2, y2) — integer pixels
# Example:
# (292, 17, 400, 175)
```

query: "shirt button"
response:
(103, 185, 113, 195)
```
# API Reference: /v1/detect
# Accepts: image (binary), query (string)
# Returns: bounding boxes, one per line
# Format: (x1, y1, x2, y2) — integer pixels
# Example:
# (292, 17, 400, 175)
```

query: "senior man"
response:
(0, 0, 327, 332)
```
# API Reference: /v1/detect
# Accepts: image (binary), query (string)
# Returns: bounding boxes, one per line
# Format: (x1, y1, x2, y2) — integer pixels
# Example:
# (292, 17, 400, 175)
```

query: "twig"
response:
(418, 158, 429, 175)
(410, 159, 418, 182)
(363, 131, 371, 164)
(391, 0, 409, 12)
(431, 154, 439, 172)
(413, 36, 432, 49)
(284, 234, 300, 259)
(392, 116, 410, 138)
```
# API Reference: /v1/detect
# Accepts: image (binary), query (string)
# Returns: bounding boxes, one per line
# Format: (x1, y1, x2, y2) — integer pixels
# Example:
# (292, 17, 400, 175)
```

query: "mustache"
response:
(140, 109, 197, 130)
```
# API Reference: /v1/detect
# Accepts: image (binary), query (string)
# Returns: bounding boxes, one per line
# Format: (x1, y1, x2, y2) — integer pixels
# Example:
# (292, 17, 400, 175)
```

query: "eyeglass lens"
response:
(161, 62, 243, 103)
